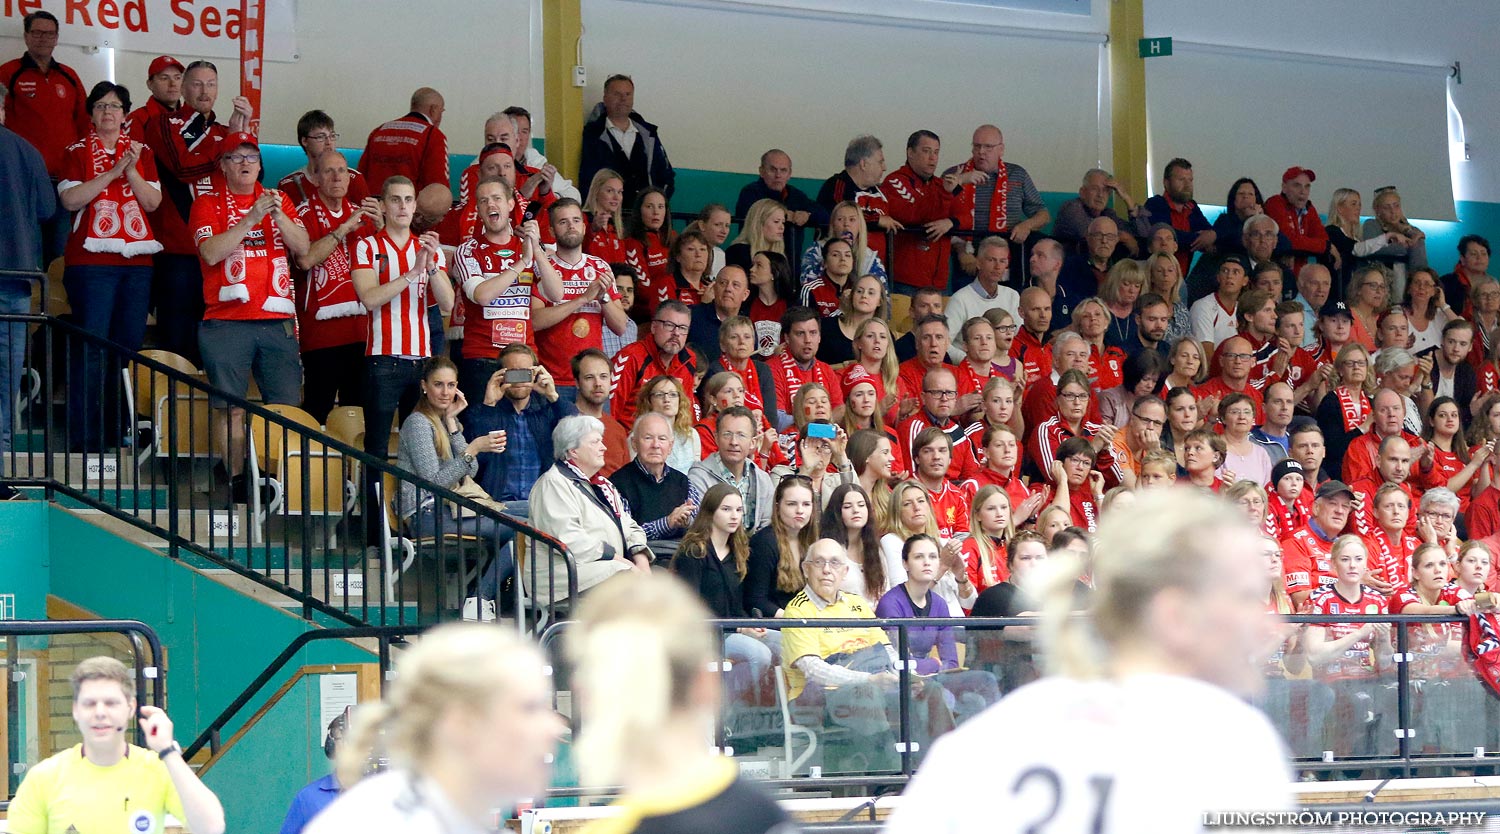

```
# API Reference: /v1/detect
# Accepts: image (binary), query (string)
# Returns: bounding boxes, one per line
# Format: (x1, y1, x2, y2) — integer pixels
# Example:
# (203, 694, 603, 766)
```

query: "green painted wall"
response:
(0, 503, 375, 834)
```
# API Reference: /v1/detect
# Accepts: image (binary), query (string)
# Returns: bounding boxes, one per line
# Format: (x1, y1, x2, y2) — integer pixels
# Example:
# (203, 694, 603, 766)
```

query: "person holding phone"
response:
(463, 342, 574, 509)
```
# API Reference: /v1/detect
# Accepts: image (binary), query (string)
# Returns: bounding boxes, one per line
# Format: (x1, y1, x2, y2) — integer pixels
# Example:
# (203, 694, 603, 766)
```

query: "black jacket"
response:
(579, 106, 675, 205)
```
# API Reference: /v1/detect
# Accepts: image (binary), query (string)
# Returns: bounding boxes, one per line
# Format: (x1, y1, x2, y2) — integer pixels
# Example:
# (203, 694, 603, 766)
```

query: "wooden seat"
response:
(324, 407, 364, 447)
(890, 293, 912, 336)
(247, 404, 321, 477)
(282, 440, 354, 516)
(128, 351, 214, 459)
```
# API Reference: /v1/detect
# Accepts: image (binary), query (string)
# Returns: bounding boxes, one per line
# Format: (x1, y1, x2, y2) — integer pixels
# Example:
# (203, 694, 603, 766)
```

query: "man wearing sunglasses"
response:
(610, 299, 696, 426)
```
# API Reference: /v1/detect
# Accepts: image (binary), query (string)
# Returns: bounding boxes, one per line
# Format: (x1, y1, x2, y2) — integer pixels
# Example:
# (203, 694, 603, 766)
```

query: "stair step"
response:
(19, 485, 171, 512)
(4, 452, 145, 486)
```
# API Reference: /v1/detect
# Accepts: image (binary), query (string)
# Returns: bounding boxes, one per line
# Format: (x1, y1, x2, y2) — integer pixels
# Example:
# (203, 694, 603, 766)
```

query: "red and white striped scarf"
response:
(212, 184, 294, 314)
(957, 159, 1009, 233)
(1335, 386, 1369, 433)
(75, 132, 161, 258)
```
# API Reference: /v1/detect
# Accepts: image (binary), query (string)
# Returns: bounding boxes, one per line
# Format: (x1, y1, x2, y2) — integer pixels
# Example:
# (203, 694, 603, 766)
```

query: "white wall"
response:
(1143, 0, 1500, 206)
(1, 0, 547, 157)
(578, 0, 1111, 186)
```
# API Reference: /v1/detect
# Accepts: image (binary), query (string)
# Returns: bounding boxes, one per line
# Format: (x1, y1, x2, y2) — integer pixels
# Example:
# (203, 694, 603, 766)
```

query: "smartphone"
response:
(521, 200, 541, 224)
(806, 423, 837, 440)
(1415, 345, 1440, 358)
(504, 368, 534, 384)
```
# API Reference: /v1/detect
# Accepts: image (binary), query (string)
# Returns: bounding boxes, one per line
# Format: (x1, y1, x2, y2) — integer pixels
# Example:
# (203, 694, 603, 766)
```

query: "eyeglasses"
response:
(1087, 233, 1120, 241)
(304, 132, 340, 143)
(224, 153, 260, 164)
(1422, 510, 1456, 522)
(28, 29, 59, 39)
(994, 324, 1018, 334)
(653, 320, 689, 334)
(923, 389, 957, 400)
(650, 390, 680, 400)
(1058, 391, 1089, 401)
(1131, 413, 1166, 430)
(718, 431, 752, 443)
(92, 102, 125, 112)
(1339, 359, 1368, 369)
(1221, 352, 1254, 362)
(805, 559, 848, 571)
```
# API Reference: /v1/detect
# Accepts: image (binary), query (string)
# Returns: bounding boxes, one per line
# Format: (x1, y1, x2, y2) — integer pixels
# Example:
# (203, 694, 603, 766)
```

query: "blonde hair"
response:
(337, 624, 544, 787)
(825, 200, 873, 268)
(1040, 489, 1252, 679)
(730, 198, 787, 256)
(981, 374, 1025, 439)
(414, 357, 459, 460)
(1146, 252, 1183, 305)
(840, 273, 891, 321)
(567, 573, 717, 787)
(853, 316, 899, 394)
(1100, 259, 1148, 306)
(1333, 342, 1374, 396)
(71, 656, 134, 700)
(1326, 187, 1362, 239)
(582, 168, 625, 232)
(886, 480, 941, 540)
(967, 485, 1015, 586)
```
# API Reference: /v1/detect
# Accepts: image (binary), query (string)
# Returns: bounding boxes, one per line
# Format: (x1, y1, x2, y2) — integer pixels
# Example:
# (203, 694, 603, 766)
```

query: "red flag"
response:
(239, 0, 267, 136)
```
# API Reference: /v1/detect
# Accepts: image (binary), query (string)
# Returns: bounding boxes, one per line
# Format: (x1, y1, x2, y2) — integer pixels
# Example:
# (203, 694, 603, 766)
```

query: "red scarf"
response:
(720, 355, 764, 412)
(1334, 386, 1369, 433)
(301, 196, 367, 320)
(1367, 528, 1415, 588)
(211, 184, 295, 314)
(957, 159, 1009, 233)
(77, 132, 161, 257)
(563, 459, 627, 518)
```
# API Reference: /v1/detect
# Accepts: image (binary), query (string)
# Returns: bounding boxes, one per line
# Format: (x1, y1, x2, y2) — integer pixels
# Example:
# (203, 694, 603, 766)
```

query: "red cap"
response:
(1282, 166, 1316, 183)
(840, 372, 878, 402)
(219, 132, 260, 160)
(147, 55, 184, 78)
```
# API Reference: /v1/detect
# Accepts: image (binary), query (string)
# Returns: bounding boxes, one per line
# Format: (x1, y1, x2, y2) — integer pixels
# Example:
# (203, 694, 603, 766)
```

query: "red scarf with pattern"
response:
(720, 355, 764, 412)
(1266, 490, 1309, 540)
(956, 159, 1009, 233)
(1335, 386, 1369, 433)
(210, 184, 294, 314)
(76, 132, 162, 257)
(300, 196, 368, 320)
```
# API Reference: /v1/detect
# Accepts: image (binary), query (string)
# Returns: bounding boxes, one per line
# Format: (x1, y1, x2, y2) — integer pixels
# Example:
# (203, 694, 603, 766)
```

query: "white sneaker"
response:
(462, 597, 480, 622)
(480, 599, 497, 623)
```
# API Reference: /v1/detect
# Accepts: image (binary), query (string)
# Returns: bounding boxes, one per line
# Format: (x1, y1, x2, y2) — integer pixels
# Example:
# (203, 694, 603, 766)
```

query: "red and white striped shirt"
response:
(354, 231, 447, 357)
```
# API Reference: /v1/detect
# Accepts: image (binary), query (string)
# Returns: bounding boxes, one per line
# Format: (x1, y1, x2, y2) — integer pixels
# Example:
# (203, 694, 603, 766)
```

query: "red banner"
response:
(238, 0, 266, 136)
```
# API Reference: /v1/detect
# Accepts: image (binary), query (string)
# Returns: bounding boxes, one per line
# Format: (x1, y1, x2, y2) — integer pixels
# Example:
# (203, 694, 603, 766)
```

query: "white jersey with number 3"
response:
(884, 674, 1292, 834)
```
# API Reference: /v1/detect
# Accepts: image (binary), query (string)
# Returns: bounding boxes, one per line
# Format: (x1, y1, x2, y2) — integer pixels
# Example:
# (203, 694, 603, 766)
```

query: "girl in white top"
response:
(878, 480, 975, 613)
(886, 488, 1292, 834)
(306, 625, 562, 834)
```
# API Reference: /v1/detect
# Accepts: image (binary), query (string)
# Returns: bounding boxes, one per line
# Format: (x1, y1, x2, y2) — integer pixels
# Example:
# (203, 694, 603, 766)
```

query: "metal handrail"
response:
(182, 625, 426, 760)
(1, 313, 579, 627)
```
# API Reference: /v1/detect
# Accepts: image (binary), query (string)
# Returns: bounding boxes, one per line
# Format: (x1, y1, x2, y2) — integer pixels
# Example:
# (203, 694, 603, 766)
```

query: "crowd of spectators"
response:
(5, 9, 1500, 762)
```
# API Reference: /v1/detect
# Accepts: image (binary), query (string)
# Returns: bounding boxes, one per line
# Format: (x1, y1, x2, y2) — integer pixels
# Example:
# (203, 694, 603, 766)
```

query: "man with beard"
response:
(533, 198, 628, 402)
(1143, 157, 1214, 277)
(1124, 292, 1171, 360)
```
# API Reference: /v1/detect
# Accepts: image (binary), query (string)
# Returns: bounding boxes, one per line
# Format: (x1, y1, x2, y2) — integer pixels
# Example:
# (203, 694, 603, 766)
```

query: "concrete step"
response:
(4, 451, 146, 486)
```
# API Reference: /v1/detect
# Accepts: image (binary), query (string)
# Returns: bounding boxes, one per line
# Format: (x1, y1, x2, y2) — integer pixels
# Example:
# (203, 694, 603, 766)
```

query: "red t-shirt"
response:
(960, 535, 1008, 593)
(536, 252, 616, 386)
(1361, 527, 1419, 590)
(584, 217, 629, 265)
(747, 296, 787, 358)
(453, 234, 535, 360)
(1388, 583, 1472, 679)
(190, 187, 303, 321)
(1308, 585, 1388, 679)
(926, 479, 975, 539)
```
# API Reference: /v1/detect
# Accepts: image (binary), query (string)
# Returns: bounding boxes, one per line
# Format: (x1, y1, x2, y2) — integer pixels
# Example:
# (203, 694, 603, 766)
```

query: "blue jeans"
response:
(410, 501, 520, 602)
(0, 279, 31, 455)
(64, 264, 152, 450)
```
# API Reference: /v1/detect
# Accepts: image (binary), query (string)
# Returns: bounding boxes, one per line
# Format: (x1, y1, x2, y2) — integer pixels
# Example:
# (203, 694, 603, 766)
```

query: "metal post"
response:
(1395, 622, 1412, 778)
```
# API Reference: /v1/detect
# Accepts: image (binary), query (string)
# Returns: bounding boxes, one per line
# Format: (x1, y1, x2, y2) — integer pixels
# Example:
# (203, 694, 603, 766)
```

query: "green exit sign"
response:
(1139, 37, 1173, 58)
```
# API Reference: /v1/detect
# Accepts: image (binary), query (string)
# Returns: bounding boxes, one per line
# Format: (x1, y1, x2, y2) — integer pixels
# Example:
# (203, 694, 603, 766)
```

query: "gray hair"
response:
(844, 135, 883, 169)
(553, 415, 605, 461)
(628, 411, 672, 444)
(485, 111, 519, 139)
(1051, 330, 1086, 364)
(977, 235, 1010, 257)
(1420, 487, 1461, 516)
(1373, 347, 1415, 377)
(1081, 167, 1109, 185)
(1241, 213, 1278, 238)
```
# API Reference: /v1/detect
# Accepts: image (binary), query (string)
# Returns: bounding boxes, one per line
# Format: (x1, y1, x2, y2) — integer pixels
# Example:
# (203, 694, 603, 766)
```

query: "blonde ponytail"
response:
(567, 574, 718, 786)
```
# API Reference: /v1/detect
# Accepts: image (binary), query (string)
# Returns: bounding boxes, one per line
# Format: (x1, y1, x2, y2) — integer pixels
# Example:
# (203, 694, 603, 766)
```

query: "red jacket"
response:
(142, 108, 229, 255)
(0, 54, 88, 176)
(882, 164, 959, 289)
(360, 112, 449, 195)
(1028, 416, 1124, 487)
(1263, 194, 1330, 263)
(1342, 429, 1421, 485)
(898, 411, 981, 484)
(609, 339, 697, 427)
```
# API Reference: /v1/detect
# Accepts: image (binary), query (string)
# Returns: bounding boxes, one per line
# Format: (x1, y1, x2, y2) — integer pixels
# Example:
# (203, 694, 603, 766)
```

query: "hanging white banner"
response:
(0, 0, 297, 62)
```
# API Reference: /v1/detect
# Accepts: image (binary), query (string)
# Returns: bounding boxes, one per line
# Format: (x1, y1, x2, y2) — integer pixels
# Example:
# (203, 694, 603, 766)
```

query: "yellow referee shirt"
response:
(7, 744, 185, 834)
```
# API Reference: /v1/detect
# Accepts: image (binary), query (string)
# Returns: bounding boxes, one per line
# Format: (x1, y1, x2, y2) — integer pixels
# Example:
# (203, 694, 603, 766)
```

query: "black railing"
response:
(0, 619, 164, 797)
(1, 300, 577, 633)
(183, 625, 426, 760)
(538, 612, 1491, 799)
